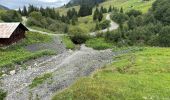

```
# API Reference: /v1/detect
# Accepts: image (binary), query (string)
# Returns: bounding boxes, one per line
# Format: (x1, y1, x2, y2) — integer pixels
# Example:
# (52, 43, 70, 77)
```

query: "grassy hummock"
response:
(52, 47, 170, 100)
(29, 73, 52, 88)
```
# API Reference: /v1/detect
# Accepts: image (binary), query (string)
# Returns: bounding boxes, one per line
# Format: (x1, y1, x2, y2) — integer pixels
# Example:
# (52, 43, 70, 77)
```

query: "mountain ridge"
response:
(67, 0, 105, 7)
(0, 4, 9, 10)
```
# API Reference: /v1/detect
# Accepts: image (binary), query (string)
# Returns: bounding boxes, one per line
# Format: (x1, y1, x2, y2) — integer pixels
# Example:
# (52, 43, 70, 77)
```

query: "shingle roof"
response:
(0, 22, 28, 38)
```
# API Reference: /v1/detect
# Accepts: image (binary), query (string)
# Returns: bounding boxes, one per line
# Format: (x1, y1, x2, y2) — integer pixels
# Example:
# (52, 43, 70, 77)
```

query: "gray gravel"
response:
(1, 45, 116, 100)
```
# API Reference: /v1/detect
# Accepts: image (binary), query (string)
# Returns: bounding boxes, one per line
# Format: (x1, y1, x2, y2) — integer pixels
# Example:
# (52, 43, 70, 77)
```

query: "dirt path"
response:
(90, 14, 119, 36)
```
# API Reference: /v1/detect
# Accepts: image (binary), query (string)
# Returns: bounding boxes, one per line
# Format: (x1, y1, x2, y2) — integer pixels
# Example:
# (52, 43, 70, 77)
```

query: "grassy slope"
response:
(57, 0, 154, 33)
(100, 0, 156, 13)
(85, 38, 113, 50)
(52, 47, 170, 100)
(0, 32, 54, 68)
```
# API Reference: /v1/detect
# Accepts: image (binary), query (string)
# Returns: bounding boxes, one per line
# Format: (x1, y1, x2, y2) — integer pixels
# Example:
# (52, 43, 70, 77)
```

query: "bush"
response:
(69, 27, 90, 44)
(111, 12, 128, 24)
(1, 10, 22, 22)
(126, 9, 142, 17)
(27, 11, 68, 33)
(97, 20, 111, 30)
(157, 26, 170, 47)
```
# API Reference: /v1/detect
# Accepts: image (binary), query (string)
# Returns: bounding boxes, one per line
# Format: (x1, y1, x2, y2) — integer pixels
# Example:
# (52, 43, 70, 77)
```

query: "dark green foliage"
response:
(127, 16, 137, 30)
(126, 9, 142, 17)
(106, 0, 170, 47)
(22, 6, 28, 16)
(0, 89, 7, 100)
(93, 7, 104, 22)
(69, 27, 90, 44)
(157, 26, 170, 47)
(1, 10, 22, 22)
(111, 12, 129, 24)
(67, 0, 105, 7)
(97, 20, 110, 30)
(108, 5, 112, 12)
(67, 8, 78, 25)
(78, 4, 92, 17)
(152, 0, 170, 25)
(120, 7, 124, 13)
(27, 11, 68, 33)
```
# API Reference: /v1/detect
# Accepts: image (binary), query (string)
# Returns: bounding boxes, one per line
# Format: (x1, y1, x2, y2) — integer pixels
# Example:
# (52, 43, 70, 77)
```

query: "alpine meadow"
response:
(0, 0, 170, 100)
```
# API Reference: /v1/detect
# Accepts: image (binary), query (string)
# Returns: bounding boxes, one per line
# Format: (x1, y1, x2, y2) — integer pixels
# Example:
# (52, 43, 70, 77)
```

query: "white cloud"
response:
(0, 0, 70, 9)
(38, 0, 61, 2)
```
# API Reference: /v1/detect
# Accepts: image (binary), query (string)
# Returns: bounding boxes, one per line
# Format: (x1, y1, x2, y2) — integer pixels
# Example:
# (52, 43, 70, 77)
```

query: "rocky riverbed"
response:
(1, 43, 118, 100)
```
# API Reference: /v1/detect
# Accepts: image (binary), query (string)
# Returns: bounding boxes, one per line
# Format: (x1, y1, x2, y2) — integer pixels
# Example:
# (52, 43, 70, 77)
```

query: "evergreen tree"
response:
(120, 7, 124, 13)
(98, 11, 103, 22)
(18, 8, 22, 15)
(108, 5, 112, 12)
(93, 8, 99, 21)
(22, 6, 28, 16)
(128, 16, 137, 30)
(78, 4, 92, 17)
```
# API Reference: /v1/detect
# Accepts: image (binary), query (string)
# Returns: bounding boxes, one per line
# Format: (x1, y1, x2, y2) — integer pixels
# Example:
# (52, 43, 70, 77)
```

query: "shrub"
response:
(69, 27, 90, 44)
(126, 9, 142, 17)
(111, 12, 128, 24)
(1, 10, 22, 22)
(98, 20, 111, 30)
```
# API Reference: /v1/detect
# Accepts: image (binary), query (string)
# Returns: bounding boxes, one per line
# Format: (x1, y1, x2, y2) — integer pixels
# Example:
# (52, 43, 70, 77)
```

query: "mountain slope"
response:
(67, 0, 105, 6)
(0, 4, 9, 10)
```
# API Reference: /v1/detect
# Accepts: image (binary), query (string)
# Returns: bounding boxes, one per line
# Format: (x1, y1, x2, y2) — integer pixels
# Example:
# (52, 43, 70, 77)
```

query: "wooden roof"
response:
(0, 22, 28, 38)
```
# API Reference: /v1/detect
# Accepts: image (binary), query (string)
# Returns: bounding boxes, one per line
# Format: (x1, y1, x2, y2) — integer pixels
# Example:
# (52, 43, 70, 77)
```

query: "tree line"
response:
(104, 0, 170, 47)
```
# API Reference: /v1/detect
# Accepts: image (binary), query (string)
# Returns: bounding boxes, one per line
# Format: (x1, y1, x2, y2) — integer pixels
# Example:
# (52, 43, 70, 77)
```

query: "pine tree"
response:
(108, 5, 112, 12)
(120, 7, 124, 13)
(128, 16, 137, 30)
(18, 8, 22, 15)
(98, 11, 103, 22)
(22, 6, 28, 16)
(93, 8, 99, 21)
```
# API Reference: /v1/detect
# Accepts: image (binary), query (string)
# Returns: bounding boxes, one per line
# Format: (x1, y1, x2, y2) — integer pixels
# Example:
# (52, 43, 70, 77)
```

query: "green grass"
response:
(0, 32, 54, 68)
(85, 38, 113, 50)
(52, 47, 170, 100)
(56, 6, 80, 15)
(69, 15, 96, 33)
(61, 36, 75, 50)
(100, 0, 156, 13)
(29, 73, 52, 88)
(30, 26, 54, 34)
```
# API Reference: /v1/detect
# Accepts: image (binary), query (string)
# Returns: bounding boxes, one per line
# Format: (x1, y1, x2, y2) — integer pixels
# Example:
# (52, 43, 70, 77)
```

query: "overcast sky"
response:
(0, 0, 71, 9)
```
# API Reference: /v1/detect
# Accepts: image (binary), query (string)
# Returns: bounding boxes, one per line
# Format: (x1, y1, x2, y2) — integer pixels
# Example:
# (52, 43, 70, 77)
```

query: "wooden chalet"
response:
(0, 22, 28, 46)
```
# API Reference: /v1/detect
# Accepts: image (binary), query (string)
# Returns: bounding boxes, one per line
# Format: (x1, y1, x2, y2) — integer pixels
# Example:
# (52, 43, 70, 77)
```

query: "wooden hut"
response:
(0, 22, 28, 46)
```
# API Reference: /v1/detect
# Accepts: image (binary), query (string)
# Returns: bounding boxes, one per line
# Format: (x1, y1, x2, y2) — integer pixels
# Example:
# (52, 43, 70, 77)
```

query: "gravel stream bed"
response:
(1, 44, 118, 100)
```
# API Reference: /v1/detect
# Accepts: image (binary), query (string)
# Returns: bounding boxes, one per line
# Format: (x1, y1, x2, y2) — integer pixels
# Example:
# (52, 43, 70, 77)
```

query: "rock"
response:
(10, 70, 16, 75)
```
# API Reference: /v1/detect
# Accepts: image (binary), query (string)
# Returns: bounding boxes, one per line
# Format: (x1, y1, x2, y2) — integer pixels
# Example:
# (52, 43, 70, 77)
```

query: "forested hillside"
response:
(67, 0, 105, 7)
